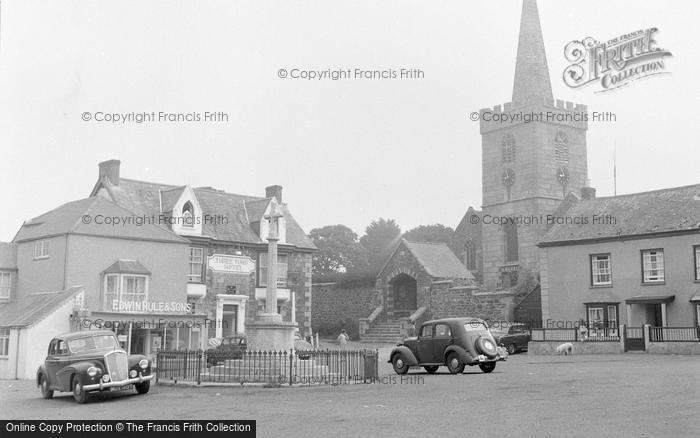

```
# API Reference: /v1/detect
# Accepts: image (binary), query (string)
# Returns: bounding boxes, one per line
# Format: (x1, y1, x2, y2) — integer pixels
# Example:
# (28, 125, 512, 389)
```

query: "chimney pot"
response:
(98, 159, 121, 186)
(265, 185, 283, 203)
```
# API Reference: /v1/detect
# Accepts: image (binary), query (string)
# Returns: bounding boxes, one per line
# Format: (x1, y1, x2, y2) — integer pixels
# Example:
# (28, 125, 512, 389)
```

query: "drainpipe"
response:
(13, 329, 21, 380)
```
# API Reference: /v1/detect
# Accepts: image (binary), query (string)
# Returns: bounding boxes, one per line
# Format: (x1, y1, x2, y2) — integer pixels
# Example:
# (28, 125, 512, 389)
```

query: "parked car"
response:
(388, 317, 508, 375)
(496, 323, 531, 354)
(36, 330, 153, 404)
(206, 335, 247, 366)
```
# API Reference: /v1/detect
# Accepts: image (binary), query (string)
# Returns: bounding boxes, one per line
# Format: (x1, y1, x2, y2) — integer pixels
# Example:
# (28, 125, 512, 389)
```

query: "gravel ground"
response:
(1, 350, 699, 438)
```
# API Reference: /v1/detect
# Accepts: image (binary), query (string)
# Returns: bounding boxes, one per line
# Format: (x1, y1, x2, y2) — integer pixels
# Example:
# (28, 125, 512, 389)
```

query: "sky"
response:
(1, 0, 699, 242)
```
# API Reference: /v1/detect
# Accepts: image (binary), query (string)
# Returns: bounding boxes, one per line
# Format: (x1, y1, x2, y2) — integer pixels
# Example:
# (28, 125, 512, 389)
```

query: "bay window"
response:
(102, 273, 149, 311)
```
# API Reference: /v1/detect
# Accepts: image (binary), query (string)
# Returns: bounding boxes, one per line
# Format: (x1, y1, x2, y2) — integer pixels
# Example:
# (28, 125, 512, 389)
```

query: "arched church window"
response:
(464, 239, 477, 271)
(555, 131, 569, 164)
(502, 134, 516, 163)
(182, 201, 194, 228)
(504, 221, 518, 263)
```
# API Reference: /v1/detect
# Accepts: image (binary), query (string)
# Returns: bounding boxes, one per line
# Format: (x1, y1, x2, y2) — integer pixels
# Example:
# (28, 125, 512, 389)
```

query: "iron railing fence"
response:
(156, 349, 379, 385)
(650, 327, 700, 342)
(530, 328, 620, 342)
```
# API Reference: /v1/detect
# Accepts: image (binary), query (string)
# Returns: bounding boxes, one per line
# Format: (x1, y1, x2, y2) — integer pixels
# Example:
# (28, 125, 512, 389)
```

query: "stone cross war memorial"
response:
(1, 0, 699, 437)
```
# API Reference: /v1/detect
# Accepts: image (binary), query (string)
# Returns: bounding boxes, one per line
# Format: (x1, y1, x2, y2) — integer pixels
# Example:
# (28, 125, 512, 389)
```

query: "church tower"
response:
(480, 0, 588, 289)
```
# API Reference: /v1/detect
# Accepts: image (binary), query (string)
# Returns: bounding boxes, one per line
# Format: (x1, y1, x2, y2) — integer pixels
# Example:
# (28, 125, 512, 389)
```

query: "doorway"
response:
(391, 274, 417, 313)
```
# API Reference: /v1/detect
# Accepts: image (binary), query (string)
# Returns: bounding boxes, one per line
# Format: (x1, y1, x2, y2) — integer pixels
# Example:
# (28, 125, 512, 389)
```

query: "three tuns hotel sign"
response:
(207, 254, 255, 274)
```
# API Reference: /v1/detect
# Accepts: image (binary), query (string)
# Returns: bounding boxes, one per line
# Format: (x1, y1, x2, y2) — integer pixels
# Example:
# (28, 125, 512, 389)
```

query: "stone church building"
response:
(453, 0, 592, 291)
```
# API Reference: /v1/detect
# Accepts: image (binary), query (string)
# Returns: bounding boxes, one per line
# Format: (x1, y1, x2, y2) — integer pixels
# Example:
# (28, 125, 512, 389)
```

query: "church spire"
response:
(512, 0, 553, 104)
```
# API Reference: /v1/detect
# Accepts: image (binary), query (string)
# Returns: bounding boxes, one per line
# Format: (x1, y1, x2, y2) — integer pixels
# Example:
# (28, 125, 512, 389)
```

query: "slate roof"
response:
(0, 286, 83, 328)
(13, 197, 187, 244)
(103, 259, 151, 275)
(94, 178, 316, 250)
(403, 240, 475, 279)
(541, 184, 700, 245)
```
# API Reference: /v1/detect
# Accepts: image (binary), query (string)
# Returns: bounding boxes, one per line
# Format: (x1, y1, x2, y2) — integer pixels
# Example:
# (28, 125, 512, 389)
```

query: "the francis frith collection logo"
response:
(563, 27, 672, 92)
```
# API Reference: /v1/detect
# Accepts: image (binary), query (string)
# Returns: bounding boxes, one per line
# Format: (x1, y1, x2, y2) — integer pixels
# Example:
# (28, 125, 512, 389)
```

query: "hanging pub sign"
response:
(208, 254, 256, 274)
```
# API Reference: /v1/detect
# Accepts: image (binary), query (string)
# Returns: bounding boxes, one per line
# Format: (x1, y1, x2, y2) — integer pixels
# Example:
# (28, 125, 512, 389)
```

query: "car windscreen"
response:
(68, 335, 119, 353)
(464, 322, 489, 332)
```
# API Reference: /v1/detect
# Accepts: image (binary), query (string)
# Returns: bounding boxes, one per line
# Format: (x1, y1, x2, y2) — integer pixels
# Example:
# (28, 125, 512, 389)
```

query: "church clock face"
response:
(502, 168, 516, 187)
(556, 166, 569, 186)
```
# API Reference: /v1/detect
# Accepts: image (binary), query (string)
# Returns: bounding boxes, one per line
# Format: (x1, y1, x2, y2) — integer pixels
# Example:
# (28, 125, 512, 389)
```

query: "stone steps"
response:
(361, 318, 404, 343)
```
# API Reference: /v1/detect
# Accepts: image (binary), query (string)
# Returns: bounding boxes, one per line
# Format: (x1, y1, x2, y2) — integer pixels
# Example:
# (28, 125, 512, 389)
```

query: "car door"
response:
(44, 340, 62, 389)
(53, 339, 74, 391)
(415, 325, 434, 364)
(515, 327, 530, 349)
(432, 324, 453, 360)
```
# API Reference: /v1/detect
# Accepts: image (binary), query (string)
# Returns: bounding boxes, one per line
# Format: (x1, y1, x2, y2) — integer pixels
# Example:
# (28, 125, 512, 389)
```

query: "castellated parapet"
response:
(479, 97, 588, 135)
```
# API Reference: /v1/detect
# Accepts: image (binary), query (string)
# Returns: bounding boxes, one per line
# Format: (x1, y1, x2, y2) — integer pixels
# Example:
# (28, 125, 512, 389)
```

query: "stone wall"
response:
(429, 283, 516, 323)
(311, 281, 376, 339)
(647, 342, 700, 355)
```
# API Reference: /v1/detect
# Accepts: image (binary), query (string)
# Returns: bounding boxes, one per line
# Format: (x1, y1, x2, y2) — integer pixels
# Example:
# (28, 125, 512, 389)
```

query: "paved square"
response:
(1, 352, 699, 437)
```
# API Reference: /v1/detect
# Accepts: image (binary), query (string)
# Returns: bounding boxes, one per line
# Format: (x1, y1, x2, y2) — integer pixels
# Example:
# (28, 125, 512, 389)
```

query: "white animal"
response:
(556, 342, 573, 355)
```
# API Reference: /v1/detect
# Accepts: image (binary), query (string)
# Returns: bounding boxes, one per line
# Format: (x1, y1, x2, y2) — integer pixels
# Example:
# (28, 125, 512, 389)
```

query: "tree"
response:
(403, 224, 455, 244)
(359, 218, 402, 272)
(309, 225, 368, 277)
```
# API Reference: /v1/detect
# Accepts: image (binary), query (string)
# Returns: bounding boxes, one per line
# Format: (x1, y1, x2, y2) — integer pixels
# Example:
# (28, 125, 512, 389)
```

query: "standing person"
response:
(337, 329, 349, 350)
(406, 321, 416, 338)
(578, 320, 588, 341)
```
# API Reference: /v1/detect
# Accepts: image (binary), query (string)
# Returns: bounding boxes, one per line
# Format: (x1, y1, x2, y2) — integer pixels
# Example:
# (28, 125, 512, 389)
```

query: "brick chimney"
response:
(99, 159, 121, 186)
(580, 179, 596, 200)
(265, 185, 283, 203)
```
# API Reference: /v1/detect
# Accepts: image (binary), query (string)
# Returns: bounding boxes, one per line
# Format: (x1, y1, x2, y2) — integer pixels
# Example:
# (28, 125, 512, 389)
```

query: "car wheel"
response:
(72, 379, 88, 404)
(475, 336, 498, 359)
(446, 352, 464, 374)
(392, 354, 409, 375)
(507, 343, 516, 355)
(423, 366, 439, 374)
(135, 381, 150, 394)
(479, 362, 496, 373)
(40, 375, 53, 399)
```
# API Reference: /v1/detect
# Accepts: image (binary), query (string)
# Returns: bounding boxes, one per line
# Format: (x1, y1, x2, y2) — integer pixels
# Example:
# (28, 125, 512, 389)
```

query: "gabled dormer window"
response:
(182, 201, 194, 228)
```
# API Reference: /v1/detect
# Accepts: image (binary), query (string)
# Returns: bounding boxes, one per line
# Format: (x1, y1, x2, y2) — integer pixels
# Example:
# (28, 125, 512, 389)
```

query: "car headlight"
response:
(101, 374, 111, 383)
(130, 370, 138, 378)
(139, 359, 149, 369)
(87, 366, 99, 377)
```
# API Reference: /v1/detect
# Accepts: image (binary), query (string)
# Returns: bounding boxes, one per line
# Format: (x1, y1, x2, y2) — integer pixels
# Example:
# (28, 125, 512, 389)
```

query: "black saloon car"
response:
(206, 335, 247, 366)
(495, 323, 531, 354)
(36, 330, 153, 403)
(389, 317, 507, 374)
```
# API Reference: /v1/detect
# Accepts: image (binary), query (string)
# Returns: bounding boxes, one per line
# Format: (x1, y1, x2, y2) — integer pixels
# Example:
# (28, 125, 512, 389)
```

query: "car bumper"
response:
(472, 347, 508, 364)
(83, 374, 153, 391)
